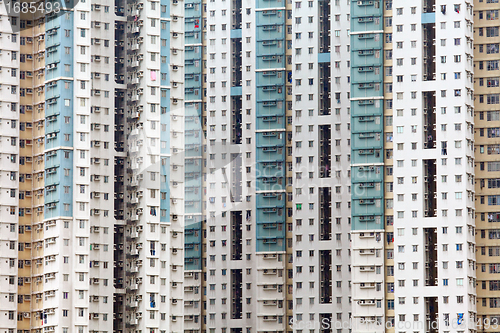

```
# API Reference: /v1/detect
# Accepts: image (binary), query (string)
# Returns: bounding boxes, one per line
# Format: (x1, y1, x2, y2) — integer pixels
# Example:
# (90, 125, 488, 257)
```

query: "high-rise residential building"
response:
(474, 0, 500, 329)
(200, 0, 294, 332)
(3, 1, 500, 333)
(292, 0, 352, 330)
(0, 0, 184, 332)
(351, 0, 476, 332)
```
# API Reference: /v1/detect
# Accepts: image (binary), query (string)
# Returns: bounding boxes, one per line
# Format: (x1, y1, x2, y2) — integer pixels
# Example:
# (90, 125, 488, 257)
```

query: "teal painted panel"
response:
(352, 165, 384, 182)
(257, 85, 285, 101)
(256, 9, 285, 24)
(256, 239, 285, 252)
(351, 65, 383, 83)
(256, 24, 285, 41)
(185, 46, 202, 60)
(351, 99, 383, 116)
(256, 116, 285, 131)
(185, 31, 202, 44)
(256, 148, 285, 165)
(352, 198, 383, 215)
(185, 145, 201, 157)
(185, 59, 201, 69)
(185, 103, 201, 117)
(185, 218, 202, 270)
(352, 16, 383, 32)
(256, 207, 285, 223)
(231, 29, 242, 38)
(185, 159, 202, 173)
(185, 131, 201, 146)
(353, 33, 383, 48)
(421, 12, 435, 24)
(256, 224, 285, 238)
(352, 0, 383, 17)
(256, 0, 285, 9)
(351, 132, 382, 149)
(256, 70, 285, 85)
(231, 86, 242, 96)
(256, 162, 285, 179)
(256, 41, 285, 57)
(185, 186, 201, 202)
(185, 201, 202, 214)
(351, 181, 383, 199)
(352, 218, 384, 230)
(318, 53, 331, 63)
(256, 131, 286, 147)
(351, 149, 383, 165)
(256, 192, 285, 207)
(255, 178, 285, 192)
(256, 55, 285, 70)
(351, 115, 383, 133)
(351, 82, 383, 99)
(351, 48, 383, 68)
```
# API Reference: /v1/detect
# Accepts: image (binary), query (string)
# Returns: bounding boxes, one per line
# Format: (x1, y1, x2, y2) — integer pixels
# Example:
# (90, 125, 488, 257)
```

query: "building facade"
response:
(351, 1, 477, 333)
(2, 0, 500, 333)
(0, 0, 184, 332)
(292, 0, 352, 332)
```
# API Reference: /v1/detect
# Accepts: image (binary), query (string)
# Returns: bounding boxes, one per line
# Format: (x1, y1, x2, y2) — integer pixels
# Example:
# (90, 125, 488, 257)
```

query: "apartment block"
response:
(0, 0, 184, 332)
(351, 1, 476, 333)
(474, 0, 500, 330)
(3, 1, 500, 333)
(292, 0, 352, 332)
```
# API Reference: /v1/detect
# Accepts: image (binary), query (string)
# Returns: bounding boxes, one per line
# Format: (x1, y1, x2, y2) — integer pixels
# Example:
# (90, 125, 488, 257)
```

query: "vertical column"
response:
(381, 1, 394, 330)
(0, 7, 20, 333)
(43, 3, 80, 331)
(30, 10, 47, 331)
(391, 0, 475, 331)
(292, 0, 351, 330)
(183, 0, 203, 332)
(350, 0, 385, 331)
(255, 1, 287, 333)
(17, 7, 41, 332)
(113, 2, 127, 331)
(474, 0, 496, 330)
